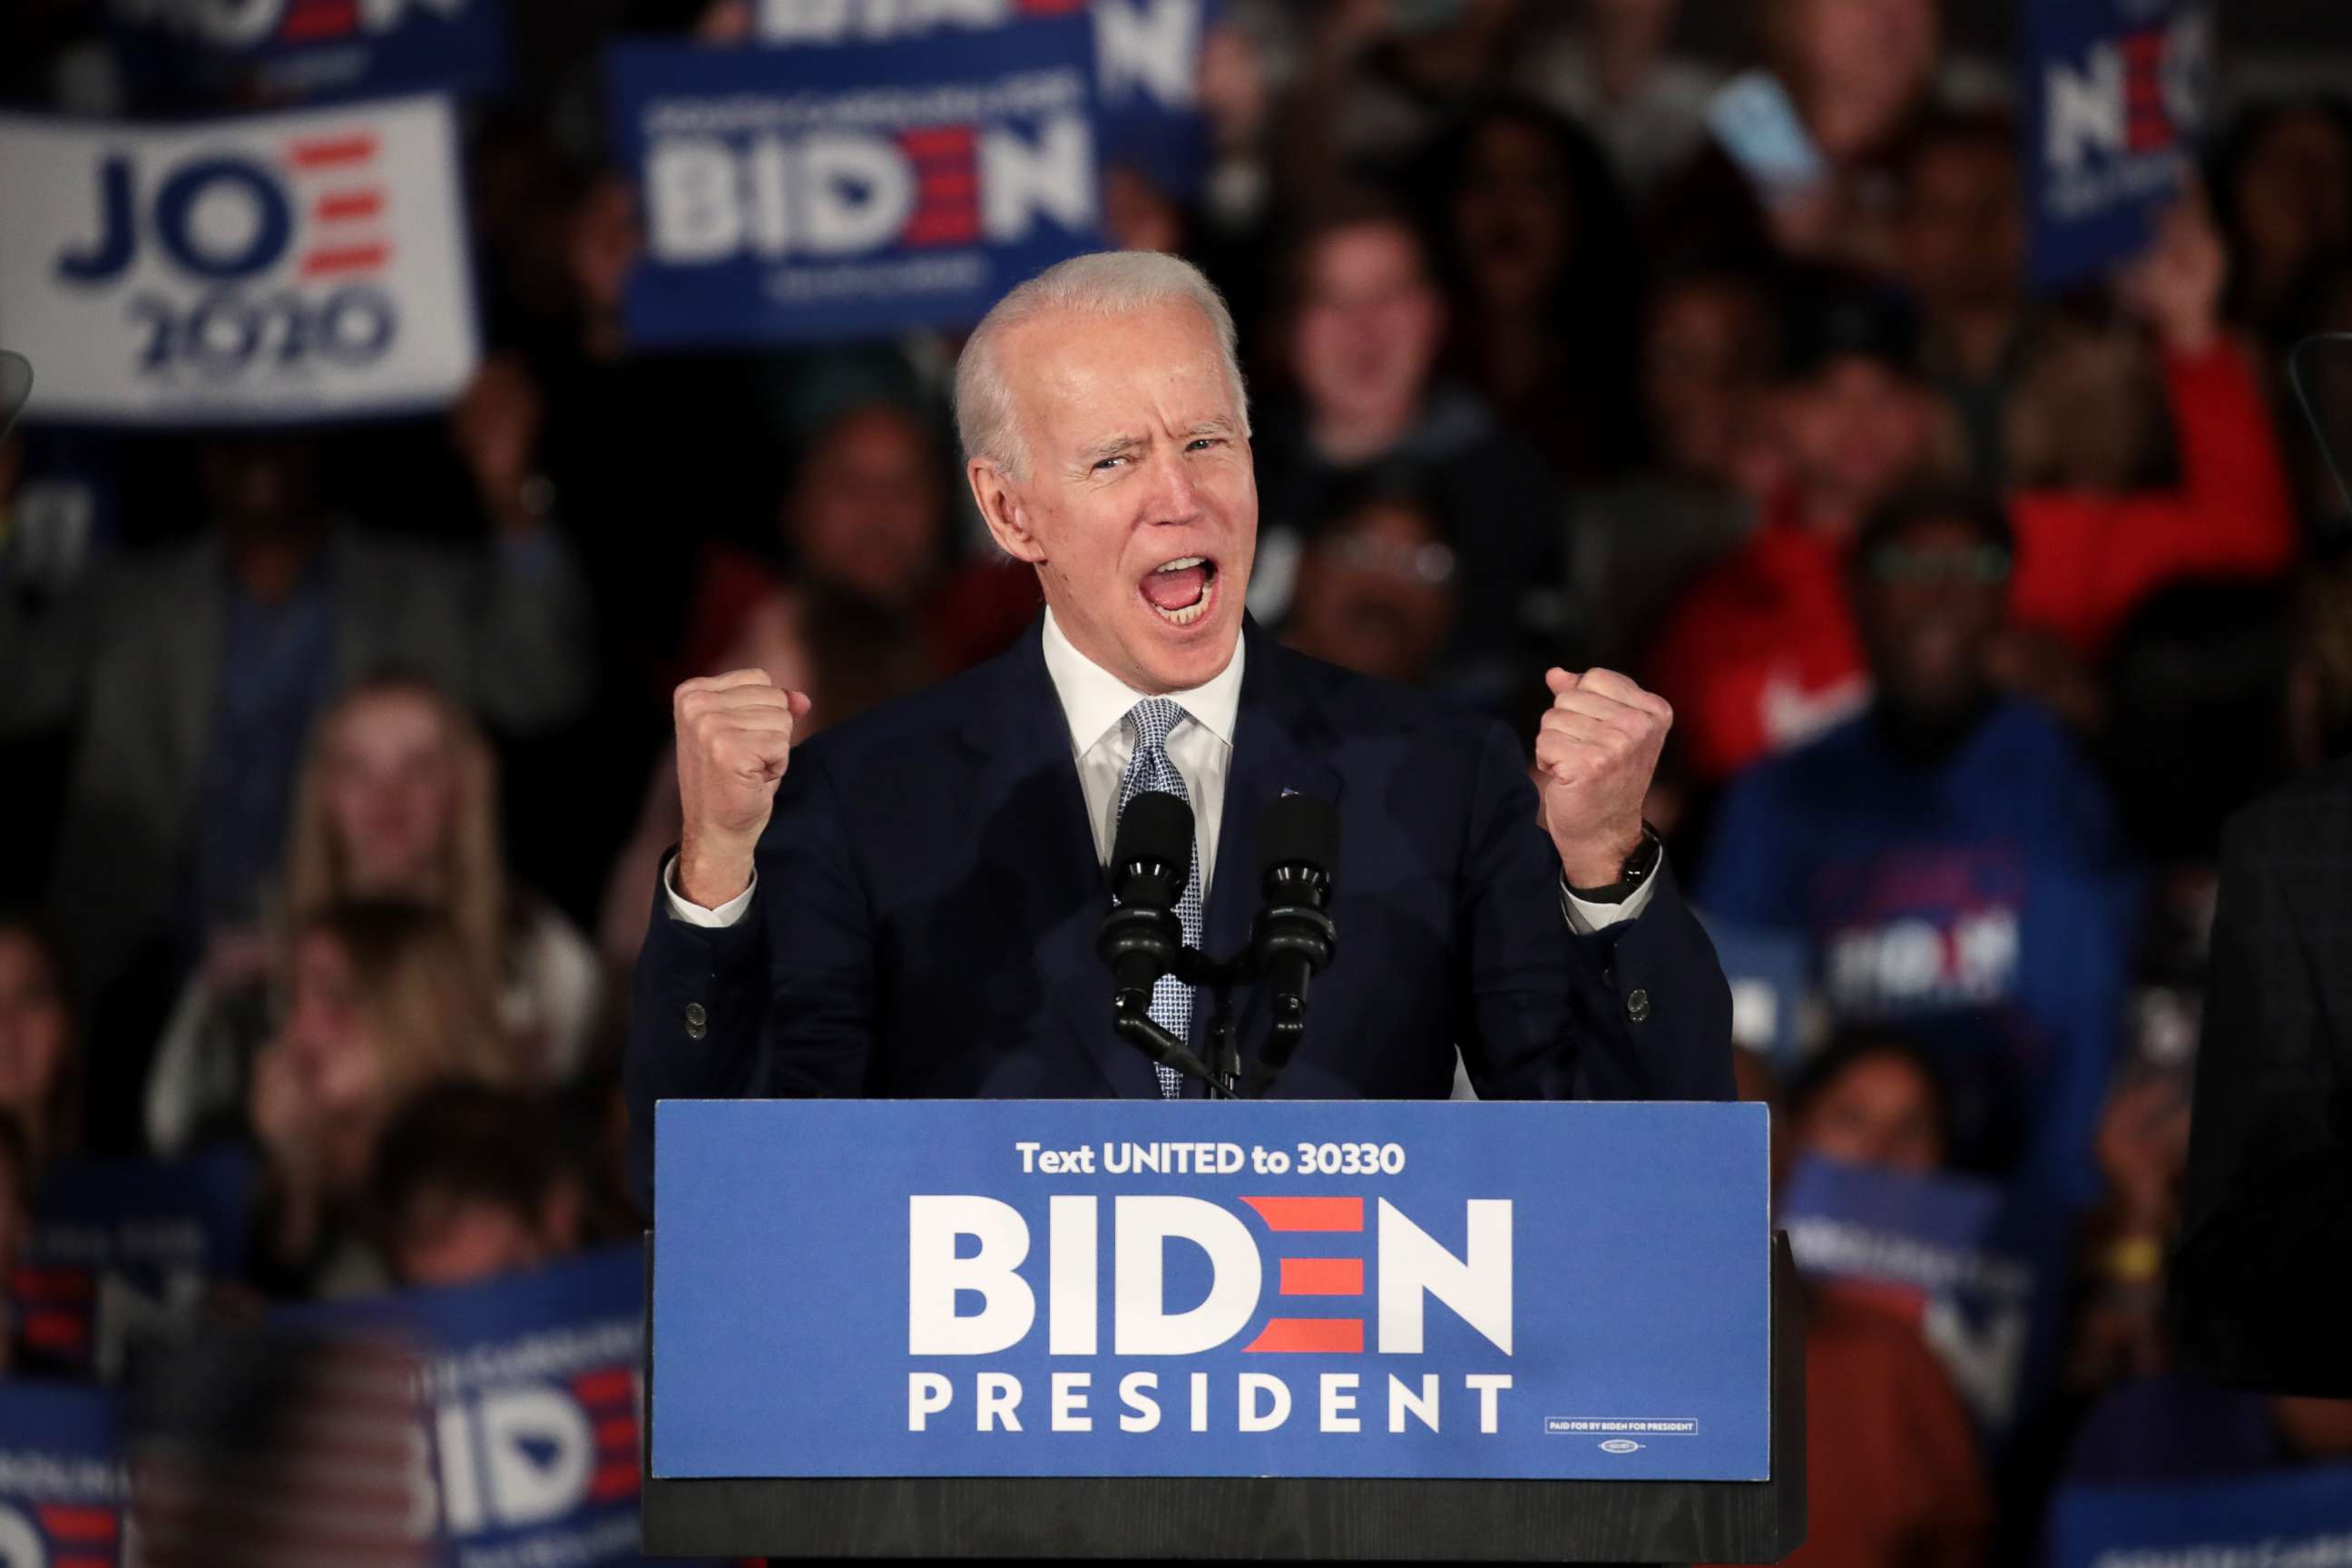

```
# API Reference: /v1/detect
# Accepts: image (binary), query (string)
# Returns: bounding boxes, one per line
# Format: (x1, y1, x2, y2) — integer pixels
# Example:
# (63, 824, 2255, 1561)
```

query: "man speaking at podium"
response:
(626, 252, 1730, 1197)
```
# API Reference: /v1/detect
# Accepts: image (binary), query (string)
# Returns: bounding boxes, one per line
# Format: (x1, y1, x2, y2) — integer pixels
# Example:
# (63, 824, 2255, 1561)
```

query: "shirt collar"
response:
(1040, 607, 1245, 757)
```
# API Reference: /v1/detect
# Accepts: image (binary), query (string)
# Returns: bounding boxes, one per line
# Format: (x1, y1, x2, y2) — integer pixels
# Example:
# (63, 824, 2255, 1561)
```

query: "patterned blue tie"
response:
(1114, 697, 1200, 1099)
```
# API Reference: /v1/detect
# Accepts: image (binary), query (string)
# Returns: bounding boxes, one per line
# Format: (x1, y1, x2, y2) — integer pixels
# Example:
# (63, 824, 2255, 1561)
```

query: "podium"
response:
(642, 1100, 1805, 1563)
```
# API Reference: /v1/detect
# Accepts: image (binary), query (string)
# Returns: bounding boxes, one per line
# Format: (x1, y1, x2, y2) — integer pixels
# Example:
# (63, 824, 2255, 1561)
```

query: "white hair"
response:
(954, 250, 1250, 479)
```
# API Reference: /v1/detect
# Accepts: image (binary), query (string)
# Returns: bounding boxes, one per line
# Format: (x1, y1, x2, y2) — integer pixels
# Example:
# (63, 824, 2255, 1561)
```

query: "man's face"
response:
(1283, 500, 1457, 685)
(1776, 357, 1936, 519)
(1788, 0, 1938, 159)
(972, 299, 1256, 693)
(1899, 141, 2024, 312)
(1453, 119, 1571, 313)
(1856, 514, 2008, 717)
(1644, 280, 1772, 481)
(1794, 1052, 1945, 1173)
(1289, 224, 1446, 434)
(791, 406, 943, 608)
(199, 436, 324, 545)
(2236, 110, 2352, 280)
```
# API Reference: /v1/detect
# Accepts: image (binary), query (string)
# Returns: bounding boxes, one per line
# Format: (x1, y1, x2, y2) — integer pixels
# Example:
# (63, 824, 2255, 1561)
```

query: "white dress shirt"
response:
(663, 611, 1654, 933)
(1039, 607, 1244, 901)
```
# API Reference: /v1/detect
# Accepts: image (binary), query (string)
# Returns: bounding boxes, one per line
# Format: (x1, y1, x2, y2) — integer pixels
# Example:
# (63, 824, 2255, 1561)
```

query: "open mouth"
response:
(1139, 554, 1220, 627)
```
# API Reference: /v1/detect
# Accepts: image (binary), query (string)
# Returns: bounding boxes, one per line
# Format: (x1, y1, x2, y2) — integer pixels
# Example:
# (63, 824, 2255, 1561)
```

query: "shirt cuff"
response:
(663, 855, 757, 927)
(1558, 873, 1659, 936)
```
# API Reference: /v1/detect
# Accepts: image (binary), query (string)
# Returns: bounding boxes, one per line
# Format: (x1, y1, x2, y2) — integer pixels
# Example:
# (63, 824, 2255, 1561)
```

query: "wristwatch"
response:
(1566, 822, 1662, 905)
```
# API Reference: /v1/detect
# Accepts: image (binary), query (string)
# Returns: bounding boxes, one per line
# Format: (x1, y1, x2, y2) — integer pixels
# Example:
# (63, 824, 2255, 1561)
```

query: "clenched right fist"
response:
(673, 669, 812, 908)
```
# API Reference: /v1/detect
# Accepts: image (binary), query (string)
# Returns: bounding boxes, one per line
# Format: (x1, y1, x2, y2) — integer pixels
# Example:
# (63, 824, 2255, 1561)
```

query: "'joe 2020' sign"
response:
(0, 94, 479, 425)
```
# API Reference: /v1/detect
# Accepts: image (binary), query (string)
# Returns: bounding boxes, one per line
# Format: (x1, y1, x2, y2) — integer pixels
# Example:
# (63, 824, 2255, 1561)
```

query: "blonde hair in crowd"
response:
(284, 676, 506, 1003)
(309, 901, 521, 1106)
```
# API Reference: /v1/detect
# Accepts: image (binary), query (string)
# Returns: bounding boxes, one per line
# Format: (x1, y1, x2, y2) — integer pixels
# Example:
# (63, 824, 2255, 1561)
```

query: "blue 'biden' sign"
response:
(651, 1100, 1772, 1482)
(2022, 0, 2210, 289)
(607, 17, 1104, 347)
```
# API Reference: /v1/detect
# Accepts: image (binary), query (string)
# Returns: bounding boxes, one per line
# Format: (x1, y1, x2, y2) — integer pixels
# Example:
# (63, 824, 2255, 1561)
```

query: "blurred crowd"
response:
(4, 0, 2352, 1563)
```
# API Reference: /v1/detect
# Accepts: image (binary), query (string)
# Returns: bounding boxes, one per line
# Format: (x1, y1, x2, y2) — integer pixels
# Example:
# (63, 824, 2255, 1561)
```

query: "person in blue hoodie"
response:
(1700, 485, 2136, 1203)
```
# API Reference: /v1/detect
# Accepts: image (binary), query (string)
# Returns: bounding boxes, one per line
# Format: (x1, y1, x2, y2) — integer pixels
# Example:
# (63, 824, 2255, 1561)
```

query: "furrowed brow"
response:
(1077, 435, 1143, 467)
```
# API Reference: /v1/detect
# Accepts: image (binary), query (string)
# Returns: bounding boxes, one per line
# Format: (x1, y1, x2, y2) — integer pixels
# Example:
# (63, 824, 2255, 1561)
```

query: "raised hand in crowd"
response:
(248, 1013, 373, 1277)
(564, 172, 642, 363)
(2118, 190, 2229, 358)
(448, 354, 549, 534)
(671, 670, 814, 909)
(2095, 1069, 2194, 1237)
(246, 905, 518, 1292)
(2069, 1071, 2196, 1387)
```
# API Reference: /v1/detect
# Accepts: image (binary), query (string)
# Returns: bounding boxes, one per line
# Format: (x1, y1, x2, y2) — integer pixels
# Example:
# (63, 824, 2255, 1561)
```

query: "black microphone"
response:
(1098, 789, 1193, 1011)
(1251, 794, 1338, 1086)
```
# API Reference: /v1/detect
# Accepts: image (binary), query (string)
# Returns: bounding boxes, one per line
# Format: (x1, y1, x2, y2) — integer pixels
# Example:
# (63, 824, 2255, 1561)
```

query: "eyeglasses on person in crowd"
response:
(1328, 535, 1458, 586)
(1863, 543, 2014, 586)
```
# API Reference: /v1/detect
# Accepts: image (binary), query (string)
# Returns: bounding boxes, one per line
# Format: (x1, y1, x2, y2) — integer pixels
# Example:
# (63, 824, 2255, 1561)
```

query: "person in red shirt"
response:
(1648, 201, 2298, 782)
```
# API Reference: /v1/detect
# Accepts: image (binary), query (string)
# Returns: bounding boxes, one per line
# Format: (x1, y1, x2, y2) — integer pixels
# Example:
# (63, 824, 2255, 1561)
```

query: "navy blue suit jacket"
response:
(627, 618, 1733, 1199)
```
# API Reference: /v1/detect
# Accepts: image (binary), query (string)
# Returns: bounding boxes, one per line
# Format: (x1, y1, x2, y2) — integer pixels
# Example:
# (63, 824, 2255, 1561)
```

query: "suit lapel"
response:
(1194, 622, 1344, 1070)
(958, 619, 1161, 1099)
(958, 617, 1346, 1096)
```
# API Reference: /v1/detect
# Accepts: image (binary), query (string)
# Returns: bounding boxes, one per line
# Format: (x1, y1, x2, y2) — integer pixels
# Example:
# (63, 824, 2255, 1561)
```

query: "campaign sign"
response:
(652, 1100, 1772, 1481)
(1805, 842, 2131, 1201)
(0, 96, 480, 425)
(2022, 0, 2212, 289)
(1779, 1156, 2066, 1445)
(0, 1382, 127, 1568)
(0, 430, 121, 601)
(1093, 0, 1213, 197)
(2046, 1465, 2352, 1568)
(292, 1246, 662, 1565)
(1701, 914, 1815, 1068)
(608, 19, 1104, 346)
(110, 0, 509, 110)
(754, 0, 1214, 196)
(11, 1152, 253, 1377)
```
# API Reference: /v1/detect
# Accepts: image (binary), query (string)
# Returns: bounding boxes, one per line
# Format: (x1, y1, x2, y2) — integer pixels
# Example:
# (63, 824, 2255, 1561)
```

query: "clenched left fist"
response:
(1533, 666, 1672, 888)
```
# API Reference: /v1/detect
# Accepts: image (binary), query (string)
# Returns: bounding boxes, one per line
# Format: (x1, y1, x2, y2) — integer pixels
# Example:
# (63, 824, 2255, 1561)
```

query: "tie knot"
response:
(1125, 696, 1184, 753)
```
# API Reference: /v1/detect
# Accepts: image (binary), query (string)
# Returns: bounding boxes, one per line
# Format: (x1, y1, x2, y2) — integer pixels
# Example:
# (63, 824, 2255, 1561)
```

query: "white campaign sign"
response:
(0, 94, 477, 424)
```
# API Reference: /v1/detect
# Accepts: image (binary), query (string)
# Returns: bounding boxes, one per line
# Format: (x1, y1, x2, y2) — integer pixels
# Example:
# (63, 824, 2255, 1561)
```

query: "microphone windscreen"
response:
(0, 353, 28, 440)
(1258, 793, 1338, 879)
(1111, 789, 1193, 905)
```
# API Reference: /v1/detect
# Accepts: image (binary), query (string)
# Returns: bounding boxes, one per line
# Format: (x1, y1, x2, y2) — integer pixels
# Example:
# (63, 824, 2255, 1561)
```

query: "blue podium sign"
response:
(652, 1100, 1770, 1483)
